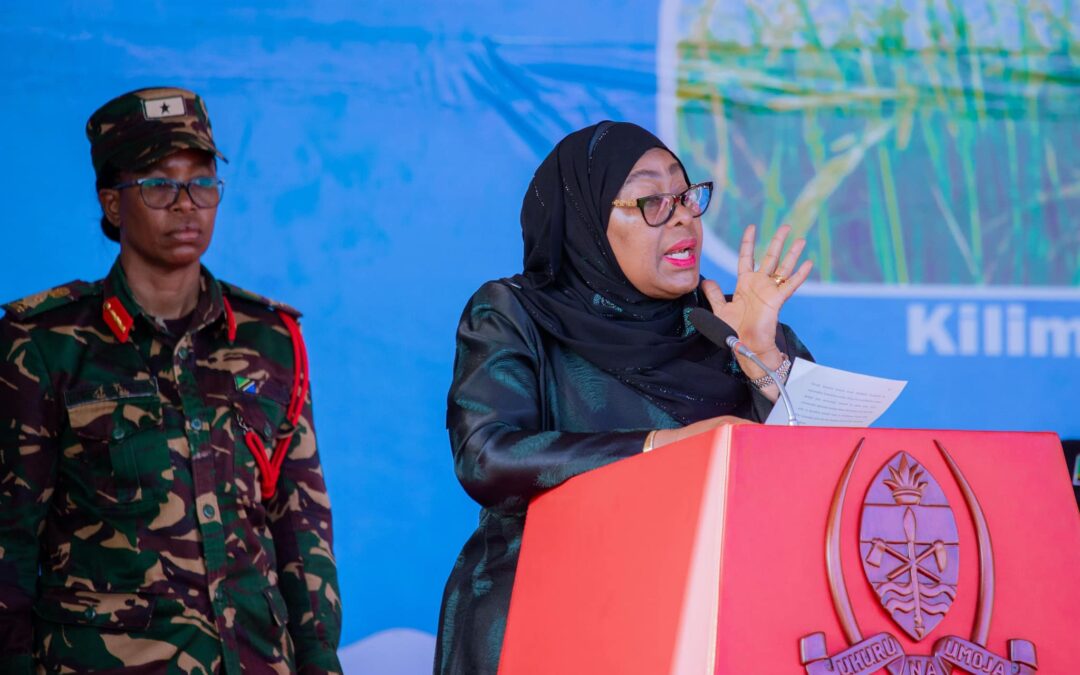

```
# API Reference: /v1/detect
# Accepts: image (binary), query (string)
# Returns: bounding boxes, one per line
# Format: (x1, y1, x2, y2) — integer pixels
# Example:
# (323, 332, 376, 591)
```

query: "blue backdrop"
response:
(2, 1, 1076, 667)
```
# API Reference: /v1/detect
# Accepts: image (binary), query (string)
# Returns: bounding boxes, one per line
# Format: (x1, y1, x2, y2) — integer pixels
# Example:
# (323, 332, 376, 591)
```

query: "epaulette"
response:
(221, 281, 302, 318)
(2, 280, 101, 320)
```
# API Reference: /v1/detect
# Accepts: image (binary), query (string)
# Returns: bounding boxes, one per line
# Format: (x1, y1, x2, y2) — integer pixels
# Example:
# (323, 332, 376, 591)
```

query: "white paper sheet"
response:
(764, 358, 907, 427)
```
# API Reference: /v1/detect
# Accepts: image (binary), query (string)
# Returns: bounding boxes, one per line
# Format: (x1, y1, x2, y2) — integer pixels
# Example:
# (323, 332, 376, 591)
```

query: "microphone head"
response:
(687, 307, 738, 348)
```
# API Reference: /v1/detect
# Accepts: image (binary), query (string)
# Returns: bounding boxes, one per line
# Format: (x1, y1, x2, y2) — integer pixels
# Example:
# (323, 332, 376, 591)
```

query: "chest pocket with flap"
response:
(64, 379, 169, 508)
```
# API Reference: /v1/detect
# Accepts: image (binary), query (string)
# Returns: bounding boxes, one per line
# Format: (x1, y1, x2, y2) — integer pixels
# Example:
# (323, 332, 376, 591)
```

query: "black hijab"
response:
(508, 121, 747, 425)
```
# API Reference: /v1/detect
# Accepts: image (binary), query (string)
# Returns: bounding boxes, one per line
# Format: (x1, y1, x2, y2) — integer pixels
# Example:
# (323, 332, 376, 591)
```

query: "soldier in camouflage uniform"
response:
(0, 87, 342, 673)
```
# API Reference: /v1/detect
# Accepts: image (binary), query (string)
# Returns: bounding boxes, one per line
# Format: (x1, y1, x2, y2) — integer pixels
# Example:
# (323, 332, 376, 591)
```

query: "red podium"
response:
(498, 426, 1080, 674)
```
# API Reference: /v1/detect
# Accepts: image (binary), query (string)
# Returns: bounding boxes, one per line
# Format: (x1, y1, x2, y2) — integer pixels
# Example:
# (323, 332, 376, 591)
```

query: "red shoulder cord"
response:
(223, 297, 238, 342)
(238, 309, 310, 500)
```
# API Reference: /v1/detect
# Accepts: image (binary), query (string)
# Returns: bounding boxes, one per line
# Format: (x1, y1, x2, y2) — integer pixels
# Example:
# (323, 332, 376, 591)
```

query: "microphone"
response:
(688, 308, 800, 426)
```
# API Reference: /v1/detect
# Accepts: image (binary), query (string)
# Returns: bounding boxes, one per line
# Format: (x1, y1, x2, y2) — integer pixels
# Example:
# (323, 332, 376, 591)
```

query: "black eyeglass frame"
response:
(111, 176, 225, 209)
(611, 181, 714, 227)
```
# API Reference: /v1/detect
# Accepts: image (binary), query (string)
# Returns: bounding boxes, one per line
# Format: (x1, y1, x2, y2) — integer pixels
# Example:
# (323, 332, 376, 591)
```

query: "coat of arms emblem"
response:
(859, 452, 959, 641)
(801, 440, 1038, 675)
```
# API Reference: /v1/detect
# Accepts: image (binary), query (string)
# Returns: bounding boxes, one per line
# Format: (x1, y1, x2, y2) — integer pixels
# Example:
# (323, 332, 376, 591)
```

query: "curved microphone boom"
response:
(688, 308, 800, 426)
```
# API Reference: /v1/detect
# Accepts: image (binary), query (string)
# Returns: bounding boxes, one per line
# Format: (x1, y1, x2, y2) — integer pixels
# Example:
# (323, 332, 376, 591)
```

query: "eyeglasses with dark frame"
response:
(111, 176, 225, 209)
(611, 181, 713, 227)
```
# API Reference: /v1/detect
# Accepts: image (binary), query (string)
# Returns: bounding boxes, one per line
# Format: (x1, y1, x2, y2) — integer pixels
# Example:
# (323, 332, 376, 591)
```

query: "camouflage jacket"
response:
(0, 260, 342, 674)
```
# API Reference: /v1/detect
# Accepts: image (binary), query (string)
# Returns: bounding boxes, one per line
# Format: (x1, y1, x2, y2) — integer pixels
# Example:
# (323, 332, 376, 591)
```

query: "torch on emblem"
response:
(860, 452, 959, 641)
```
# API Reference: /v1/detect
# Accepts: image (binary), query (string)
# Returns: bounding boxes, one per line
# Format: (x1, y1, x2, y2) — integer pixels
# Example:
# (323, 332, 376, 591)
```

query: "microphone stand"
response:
(687, 308, 800, 427)
(725, 336, 799, 426)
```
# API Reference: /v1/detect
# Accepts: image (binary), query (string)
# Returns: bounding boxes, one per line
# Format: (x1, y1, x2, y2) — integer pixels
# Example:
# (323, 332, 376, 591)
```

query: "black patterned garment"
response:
(434, 280, 810, 674)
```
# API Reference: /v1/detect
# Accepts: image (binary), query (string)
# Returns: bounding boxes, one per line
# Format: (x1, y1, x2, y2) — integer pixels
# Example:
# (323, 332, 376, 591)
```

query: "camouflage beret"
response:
(86, 86, 228, 174)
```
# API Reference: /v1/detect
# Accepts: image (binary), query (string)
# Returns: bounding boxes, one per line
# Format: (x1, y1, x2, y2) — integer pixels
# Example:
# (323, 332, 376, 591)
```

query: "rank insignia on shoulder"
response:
(3, 280, 98, 319)
(17, 286, 71, 311)
(235, 375, 259, 394)
(221, 281, 302, 318)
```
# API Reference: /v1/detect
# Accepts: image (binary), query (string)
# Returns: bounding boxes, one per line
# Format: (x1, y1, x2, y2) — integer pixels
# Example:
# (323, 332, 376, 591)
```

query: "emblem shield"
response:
(859, 452, 960, 641)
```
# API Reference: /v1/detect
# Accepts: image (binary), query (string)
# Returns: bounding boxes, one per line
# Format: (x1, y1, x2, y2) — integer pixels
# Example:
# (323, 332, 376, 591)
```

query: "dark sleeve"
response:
(0, 318, 59, 674)
(748, 322, 814, 422)
(267, 367, 342, 674)
(447, 283, 648, 513)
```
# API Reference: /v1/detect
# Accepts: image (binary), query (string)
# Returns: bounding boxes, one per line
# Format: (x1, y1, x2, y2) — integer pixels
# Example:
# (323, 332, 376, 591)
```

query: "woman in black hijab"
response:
(434, 121, 812, 674)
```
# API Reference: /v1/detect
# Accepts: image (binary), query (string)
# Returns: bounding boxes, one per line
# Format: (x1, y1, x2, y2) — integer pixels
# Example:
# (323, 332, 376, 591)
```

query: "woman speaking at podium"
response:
(435, 121, 813, 674)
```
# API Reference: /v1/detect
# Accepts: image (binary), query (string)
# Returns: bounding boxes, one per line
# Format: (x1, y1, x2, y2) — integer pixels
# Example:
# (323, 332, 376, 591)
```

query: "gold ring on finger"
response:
(770, 273, 788, 287)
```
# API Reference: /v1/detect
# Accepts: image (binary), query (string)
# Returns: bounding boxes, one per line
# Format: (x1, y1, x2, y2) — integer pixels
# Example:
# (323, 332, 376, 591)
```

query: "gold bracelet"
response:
(643, 430, 658, 453)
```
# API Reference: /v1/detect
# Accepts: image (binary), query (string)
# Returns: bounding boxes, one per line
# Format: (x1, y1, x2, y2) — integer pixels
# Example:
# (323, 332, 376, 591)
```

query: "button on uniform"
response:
(191, 418, 203, 431)
(202, 504, 215, 519)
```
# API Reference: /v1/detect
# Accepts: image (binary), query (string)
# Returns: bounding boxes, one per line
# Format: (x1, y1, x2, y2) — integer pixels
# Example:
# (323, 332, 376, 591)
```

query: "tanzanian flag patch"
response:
(1073, 454, 1080, 487)
(234, 376, 259, 394)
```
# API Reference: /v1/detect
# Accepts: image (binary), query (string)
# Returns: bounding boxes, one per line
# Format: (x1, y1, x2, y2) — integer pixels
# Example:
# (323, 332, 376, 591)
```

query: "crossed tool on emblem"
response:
(865, 508, 948, 639)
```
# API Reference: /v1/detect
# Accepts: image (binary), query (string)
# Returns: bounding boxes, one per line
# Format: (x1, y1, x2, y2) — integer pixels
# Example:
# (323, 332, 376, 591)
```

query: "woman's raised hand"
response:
(700, 224, 812, 355)
(650, 226, 811, 447)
